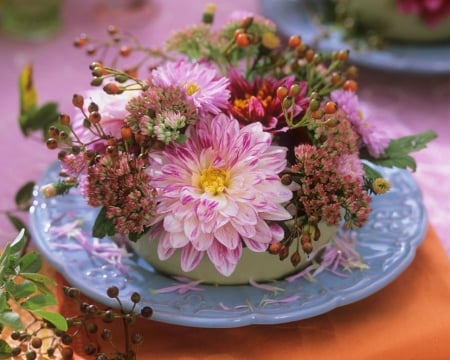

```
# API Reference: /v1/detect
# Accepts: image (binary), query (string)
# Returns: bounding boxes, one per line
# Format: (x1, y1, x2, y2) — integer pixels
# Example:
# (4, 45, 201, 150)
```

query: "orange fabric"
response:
(52, 225, 450, 360)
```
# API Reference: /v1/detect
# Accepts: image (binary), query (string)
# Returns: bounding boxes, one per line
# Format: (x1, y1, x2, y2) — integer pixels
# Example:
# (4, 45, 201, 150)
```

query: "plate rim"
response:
(30, 164, 427, 328)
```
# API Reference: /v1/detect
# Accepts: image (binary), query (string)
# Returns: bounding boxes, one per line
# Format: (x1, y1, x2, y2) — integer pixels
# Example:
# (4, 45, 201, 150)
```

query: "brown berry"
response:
(31, 337, 42, 349)
(280, 173, 292, 185)
(106, 286, 119, 298)
(107, 25, 118, 36)
(140, 306, 153, 318)
(72, 94, 84, 108)
(279, 246, 289, 260)
(46, 138, 58, 150)
(61, 347, 73, 359)
(89, 111, 101, 124)
(59, 113, 71, 126)
(290, 251, 301, 266)
(88, 102, 99, 113)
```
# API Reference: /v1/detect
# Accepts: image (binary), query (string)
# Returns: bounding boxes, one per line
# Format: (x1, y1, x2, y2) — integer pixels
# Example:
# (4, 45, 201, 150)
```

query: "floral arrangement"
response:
(397, 0, 450, 26)
(41, 4, 435, 278)
(322, 0, 450, 48)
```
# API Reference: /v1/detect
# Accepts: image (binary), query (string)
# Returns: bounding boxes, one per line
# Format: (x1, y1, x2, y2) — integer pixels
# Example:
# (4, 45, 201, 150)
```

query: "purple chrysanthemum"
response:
(151, 59, 230, 115)
(147, 114, 292, 276)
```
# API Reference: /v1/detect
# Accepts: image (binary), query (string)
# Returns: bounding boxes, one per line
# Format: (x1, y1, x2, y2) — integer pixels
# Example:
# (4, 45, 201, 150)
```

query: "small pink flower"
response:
(147, 114, 292, 276)
(71, 85, 135, 152)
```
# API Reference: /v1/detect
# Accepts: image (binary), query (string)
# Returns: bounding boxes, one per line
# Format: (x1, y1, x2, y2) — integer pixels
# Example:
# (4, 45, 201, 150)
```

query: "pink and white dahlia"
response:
(148, 114, 293, 276)
(150, 59, 230, 115)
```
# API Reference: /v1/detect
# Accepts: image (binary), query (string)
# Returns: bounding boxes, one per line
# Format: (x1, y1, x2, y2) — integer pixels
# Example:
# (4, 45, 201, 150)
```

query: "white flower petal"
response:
(214, 224, 240, 249)
(181, 244, 205, 272)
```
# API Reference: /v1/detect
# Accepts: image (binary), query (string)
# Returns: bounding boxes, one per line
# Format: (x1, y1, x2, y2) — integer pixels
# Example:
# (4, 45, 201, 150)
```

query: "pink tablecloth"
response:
(0, 0, 449, 257)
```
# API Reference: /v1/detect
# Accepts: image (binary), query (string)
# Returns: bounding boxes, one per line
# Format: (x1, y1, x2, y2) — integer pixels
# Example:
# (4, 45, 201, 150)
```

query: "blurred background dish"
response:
(259, 0, 450, 74)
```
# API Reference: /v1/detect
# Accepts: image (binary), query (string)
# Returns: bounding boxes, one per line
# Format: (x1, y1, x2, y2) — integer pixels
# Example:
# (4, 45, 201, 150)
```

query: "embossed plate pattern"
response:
(259, 0, 450, 74)
(30, 163, 427, 328)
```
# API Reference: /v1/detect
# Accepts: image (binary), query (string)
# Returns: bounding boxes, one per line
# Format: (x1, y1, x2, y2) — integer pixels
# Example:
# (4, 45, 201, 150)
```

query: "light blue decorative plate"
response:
(259, 0, 450, 74)
(30, 163, 427, 328)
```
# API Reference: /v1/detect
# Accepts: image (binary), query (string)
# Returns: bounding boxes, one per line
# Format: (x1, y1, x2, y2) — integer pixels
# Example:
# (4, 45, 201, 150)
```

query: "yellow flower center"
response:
(198, 166, 230, 195)
(186, 81, 200, 96)
(232, 83, 272, 112)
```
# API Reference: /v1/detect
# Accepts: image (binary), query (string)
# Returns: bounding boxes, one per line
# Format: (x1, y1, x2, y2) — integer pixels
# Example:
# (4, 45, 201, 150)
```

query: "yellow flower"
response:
(372, 178, 391, 194)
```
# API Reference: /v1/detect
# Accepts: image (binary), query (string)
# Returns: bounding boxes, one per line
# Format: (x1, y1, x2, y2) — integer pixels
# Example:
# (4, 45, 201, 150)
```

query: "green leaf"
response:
(20, 102, 60, 139)
(7, 280, 37, 301)
(92, 206, 116, 238)
(31, 310, 68, 331)
(370, 153, 418, 172)
(0, 311, 23, 330)
(0, 339, 12, 359)
(0, 292, 8, 313)
(20, 294, 57, 310)
(6, 214, 29, 238)
(362, 163, 383, 181)
(14, 181, 36, 210)
(18, 251, 42, 273)
(386, 130, 437, 154)
(20, 273, 56, 286)
(8, 229, 26, 255)
(367, 130, 437, 172)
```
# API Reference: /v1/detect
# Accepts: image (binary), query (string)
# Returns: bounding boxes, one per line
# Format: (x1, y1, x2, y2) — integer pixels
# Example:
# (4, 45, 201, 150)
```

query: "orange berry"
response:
(289, 83, 301, 97)
(324, 101, 338, 114)
(330, 72, 341, 84)
(288, 35, 302, 49)
(103, 82, 123, 95)
(233, 28, 245, 40)
(268, 242, 282, 255)
(346, 65, 358, 78)
(343, 79, 358, 92)
(73, 34, 89, 48)
(235, 33, 250, 47)
(312, 110, 323, 119)
(337, 49, 349, 62)
(135, 132, 148, 145)
(276, 86, 288, 101)
(121, 126, 133, 141)
(305, 49, 315, 62)
(119, 45, 132, 57)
